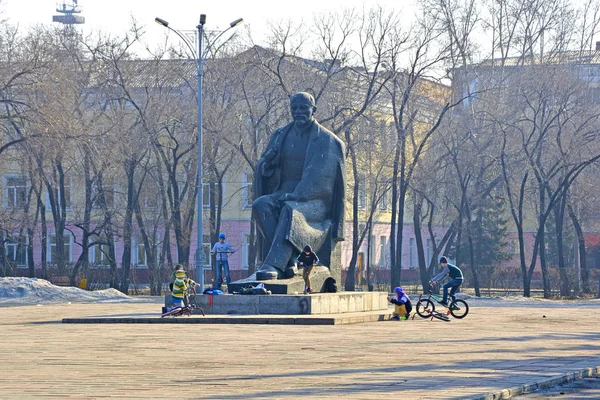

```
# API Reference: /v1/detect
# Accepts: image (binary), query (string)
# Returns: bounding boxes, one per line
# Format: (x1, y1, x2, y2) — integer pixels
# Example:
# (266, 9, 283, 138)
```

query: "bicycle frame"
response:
(419, 291, 449, 308)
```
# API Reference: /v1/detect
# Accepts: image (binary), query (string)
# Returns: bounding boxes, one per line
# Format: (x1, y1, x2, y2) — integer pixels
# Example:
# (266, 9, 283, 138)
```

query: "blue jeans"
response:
(443, 278, 463, 303)
(171, 296, 184, 308)
(214, 260, 231, 288)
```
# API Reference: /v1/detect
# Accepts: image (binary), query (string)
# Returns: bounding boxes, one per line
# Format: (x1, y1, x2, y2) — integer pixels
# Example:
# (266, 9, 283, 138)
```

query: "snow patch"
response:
(0, 277, 132, 306)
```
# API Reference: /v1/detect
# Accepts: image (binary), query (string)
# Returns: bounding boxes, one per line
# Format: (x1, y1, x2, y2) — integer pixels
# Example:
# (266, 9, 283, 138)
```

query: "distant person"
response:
(171, 268, 199, 310)
(387, 286, 412, 320)
(211, 233, 236, 290)
(430, 256, 463, 306)
(296, 245, 319, 294)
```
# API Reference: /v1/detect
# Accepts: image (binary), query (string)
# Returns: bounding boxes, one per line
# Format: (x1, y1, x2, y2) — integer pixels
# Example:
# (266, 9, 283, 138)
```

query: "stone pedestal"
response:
(193, 291, 389, 315)
(228, 243, 342, 295)
(228, 266, 332, 294)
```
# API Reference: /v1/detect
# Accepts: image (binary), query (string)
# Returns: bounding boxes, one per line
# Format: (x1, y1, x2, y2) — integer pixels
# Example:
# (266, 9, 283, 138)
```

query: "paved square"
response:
(1, 299, 599, 399)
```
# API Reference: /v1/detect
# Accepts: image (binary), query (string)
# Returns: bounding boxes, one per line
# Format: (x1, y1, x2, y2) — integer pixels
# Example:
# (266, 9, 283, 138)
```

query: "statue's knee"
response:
(252, 196, 270, 214)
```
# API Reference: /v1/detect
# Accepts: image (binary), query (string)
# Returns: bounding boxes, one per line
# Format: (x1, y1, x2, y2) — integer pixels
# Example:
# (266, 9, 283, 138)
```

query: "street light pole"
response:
(155, 14, 242, 293)
(195, 14, 206, 292)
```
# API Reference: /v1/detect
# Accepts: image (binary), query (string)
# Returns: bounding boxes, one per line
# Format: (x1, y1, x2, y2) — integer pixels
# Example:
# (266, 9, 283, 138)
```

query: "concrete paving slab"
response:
(1, 299, 600, 399)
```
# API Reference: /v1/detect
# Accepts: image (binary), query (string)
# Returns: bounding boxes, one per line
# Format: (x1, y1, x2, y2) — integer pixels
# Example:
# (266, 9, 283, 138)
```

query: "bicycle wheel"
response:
(431, 311, 451, 322)
(449, 299, 469, 319)
(416, 299, 435, 318)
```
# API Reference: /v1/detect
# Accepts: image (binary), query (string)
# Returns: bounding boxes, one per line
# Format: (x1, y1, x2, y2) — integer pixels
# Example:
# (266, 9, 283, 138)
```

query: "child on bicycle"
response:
(171, 268, 199, 310)
(429, 256, 463, 306)
(387, 286, 412, 320)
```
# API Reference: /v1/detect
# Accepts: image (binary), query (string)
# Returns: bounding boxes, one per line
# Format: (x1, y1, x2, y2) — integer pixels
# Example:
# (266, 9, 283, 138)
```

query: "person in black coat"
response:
(296, 245, 319, 294)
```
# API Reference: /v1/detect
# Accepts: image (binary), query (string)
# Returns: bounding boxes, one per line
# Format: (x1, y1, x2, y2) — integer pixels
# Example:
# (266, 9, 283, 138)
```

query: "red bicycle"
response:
(161, 287, 205, 318)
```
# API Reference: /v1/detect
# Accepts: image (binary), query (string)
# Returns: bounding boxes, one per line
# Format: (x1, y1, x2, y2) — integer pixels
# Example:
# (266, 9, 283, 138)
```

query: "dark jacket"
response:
(296, 252, 319, 267)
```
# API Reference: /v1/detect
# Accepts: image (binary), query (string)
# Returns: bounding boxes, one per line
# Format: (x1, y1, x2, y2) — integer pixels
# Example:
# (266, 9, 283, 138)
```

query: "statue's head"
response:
(290, 92, 316, 128)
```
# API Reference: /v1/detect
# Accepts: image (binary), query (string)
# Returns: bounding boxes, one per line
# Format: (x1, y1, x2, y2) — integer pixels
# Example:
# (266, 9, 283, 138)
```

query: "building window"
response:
(379, 236, 386, 267)
(92, 182, 115, 209)
(5, 234, 27, 268)
(242, 233, 250, 269)
(379, 185, 389, 210)
(89, 242, 112, 268)
(134, 238, 146, 268)
(48, 234, 72, 264)
(4, 175, 27, 209)
(509, 238, 518, 255)
(242, 172, 254, 209)
(409, 238, 416, 268)
(202, 232, 211, 268)
(46, 177, 73, 210)
(203, 182, 223, 209)
(427, 238, 433, 266)
(358, 179, 366, 210)
(141, 181, 160, 210)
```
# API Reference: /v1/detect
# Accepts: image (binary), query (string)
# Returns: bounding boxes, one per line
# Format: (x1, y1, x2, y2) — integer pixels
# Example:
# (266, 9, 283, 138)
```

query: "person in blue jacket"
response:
(211, 233, 236, 290)
(430, 256, 463, 306)
(387, 286, 412, 320)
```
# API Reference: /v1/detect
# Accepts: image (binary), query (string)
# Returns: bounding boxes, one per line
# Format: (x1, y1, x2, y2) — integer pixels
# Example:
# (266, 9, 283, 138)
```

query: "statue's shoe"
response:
(256, 265, 282, 280)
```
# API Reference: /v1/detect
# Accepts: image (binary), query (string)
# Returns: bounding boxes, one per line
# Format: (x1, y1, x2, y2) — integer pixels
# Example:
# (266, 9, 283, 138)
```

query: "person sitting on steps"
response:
(388, 286, 412, 320)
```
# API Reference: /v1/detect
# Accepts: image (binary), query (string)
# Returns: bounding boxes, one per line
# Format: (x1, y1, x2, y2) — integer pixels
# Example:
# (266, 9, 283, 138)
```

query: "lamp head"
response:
(199, 14, 207, 25)
(230, 18, 243, 28)
(155, 17, 169, 27)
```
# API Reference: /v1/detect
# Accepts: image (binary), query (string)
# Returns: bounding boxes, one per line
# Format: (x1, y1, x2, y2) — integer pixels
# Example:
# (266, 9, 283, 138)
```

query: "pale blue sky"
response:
(3, 0, 412, 47)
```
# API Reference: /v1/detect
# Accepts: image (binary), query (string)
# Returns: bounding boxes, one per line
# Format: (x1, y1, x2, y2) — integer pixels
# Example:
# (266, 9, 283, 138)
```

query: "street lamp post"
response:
(155, 14, 243, 293)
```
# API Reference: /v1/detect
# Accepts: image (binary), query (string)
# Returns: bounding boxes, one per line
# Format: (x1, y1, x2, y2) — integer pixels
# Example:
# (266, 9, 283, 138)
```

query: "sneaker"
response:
(391, 315, 400, 321)
(440, 301, 448, 307)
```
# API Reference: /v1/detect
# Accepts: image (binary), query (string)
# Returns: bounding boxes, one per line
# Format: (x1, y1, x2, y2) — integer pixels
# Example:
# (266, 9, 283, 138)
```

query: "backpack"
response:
(324, 277, 337, 293)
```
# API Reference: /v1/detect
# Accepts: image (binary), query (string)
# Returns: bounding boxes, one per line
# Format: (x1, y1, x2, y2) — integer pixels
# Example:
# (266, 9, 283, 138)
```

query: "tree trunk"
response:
(568, 204, 588, 293)
(120, 161, 135, 294)
(39, 197, 48, 280)
(464, 202, 480, 297)
(413, 196, 428, 289)
(344, 139, 359, 291)
(554, 194, 570, 296)
(247, 220, 257, 276)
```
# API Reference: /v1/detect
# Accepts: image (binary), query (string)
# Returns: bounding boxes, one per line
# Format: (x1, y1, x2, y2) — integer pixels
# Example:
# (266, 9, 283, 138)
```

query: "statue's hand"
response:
(278, 193, 298, 204)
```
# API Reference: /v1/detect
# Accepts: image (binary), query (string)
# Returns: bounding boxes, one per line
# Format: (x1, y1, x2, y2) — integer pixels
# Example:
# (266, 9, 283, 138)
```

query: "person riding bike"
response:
(429, 256, 463, 307)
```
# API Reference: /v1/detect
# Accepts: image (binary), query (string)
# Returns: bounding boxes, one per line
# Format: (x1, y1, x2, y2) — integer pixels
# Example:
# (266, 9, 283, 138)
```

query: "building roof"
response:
(479, 50, 600, 67)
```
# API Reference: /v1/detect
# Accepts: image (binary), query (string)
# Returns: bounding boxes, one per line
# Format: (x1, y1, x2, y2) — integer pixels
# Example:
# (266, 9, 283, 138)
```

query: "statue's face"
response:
(290, 95, 315, 128)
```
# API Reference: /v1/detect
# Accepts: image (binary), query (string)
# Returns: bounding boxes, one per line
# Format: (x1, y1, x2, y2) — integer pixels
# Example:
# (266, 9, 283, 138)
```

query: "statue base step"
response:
(227, 266, 332, 295)
(192, 291, 390, 315)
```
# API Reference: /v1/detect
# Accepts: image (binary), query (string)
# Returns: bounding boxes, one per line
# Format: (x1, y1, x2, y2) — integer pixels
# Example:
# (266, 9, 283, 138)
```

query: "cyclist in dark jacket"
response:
(430, 256, 463, 306)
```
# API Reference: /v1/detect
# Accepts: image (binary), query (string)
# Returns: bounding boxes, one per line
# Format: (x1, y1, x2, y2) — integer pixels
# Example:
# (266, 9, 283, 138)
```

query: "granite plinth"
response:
(227, 265, 332, 295)
(192, 291, 389, 315)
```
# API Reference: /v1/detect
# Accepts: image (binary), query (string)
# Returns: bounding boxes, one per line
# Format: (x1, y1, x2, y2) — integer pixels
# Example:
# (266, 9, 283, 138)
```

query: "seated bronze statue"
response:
(252, 92, 346, 280)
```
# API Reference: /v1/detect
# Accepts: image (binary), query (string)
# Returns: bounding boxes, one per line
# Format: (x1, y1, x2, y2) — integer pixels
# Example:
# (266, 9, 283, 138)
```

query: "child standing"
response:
(210, 233, 236, 290)
(296, 245, 319, 294)
(387, 286, 412, 320)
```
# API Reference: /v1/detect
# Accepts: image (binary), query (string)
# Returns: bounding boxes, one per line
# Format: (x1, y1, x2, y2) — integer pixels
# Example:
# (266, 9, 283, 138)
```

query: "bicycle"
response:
(161, 287, 205, 318)
(415, 283, 469, 321)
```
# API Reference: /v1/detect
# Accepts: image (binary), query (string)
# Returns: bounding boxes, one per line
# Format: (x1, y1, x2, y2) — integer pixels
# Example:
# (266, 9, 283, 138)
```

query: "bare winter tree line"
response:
(0, 1, 599, 297)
